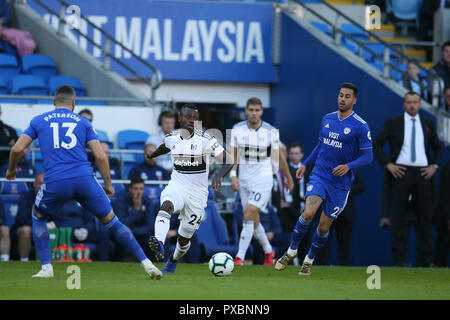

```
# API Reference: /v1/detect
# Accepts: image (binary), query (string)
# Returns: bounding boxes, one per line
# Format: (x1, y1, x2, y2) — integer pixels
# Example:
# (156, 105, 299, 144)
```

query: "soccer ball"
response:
(209, 252, 234, 277)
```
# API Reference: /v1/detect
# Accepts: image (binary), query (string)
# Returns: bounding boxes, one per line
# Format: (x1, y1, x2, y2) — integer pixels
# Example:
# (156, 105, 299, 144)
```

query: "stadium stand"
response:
(49, 76, 86, 97)
(0, 194, 20, 228)
(0, 53, 20, 86)
(11, 75, 47, 95)
(21, 54, 58, 83)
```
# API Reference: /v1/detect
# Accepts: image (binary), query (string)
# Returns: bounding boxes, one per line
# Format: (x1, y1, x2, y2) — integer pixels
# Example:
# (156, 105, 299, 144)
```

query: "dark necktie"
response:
(411, 118, 416, 162)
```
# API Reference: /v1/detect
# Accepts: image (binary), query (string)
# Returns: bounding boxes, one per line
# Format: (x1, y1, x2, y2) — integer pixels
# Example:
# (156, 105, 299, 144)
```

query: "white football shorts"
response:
(160, 183, 208, 238)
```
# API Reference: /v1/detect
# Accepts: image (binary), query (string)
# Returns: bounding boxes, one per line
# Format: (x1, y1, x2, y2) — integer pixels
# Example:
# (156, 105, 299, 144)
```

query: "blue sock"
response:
(32, 212, 51, 266)
(105, 216, 147, 262)
(289, 215, 311, 251)
(307, 228, 329, 260)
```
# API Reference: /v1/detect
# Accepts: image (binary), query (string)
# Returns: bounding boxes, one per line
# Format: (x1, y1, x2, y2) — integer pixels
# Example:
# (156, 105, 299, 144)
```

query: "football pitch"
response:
(0, 261, 449, 300)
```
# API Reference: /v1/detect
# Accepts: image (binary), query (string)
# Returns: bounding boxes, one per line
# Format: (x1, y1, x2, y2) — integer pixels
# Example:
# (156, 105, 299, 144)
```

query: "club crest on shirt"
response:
(307, 185, 313, 192)
(344, 127, 351, 134)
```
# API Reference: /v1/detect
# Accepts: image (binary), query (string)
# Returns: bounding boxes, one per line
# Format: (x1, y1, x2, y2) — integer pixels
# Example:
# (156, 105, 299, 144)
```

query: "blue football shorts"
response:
(33, 175, 112, 220)
(305, 175, 350, 220)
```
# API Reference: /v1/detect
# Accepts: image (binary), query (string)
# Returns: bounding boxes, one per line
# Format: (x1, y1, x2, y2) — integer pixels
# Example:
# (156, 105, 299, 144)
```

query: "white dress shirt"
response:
(396, 112, 428, 167)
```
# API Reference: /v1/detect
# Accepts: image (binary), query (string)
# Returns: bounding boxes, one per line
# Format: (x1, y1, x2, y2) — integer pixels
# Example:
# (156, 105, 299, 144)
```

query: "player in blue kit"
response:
(6, 86, 162, 279)
(275, 83, 373, 275)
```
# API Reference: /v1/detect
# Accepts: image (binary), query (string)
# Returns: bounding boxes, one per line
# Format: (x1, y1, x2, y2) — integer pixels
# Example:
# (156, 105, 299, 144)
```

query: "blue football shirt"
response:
(311, 111, 372, 190)
(23, 108, 98, 183)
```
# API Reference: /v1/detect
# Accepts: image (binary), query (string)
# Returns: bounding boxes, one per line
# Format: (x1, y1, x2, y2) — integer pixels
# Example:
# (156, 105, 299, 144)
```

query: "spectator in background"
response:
(128, 143, 170, 182)
(79, 108, 93, 123)
(0, 0, 12, 28)
(373, 92, 443, 267)
(12, 173, 44, 262)
(315, 171, 366, 266)
(54, 200, 111, 261)
(1, 145, 36, 185)
(440, 84, 450, 112)
(112, 176, 155, 261)
(0, 196, 8, 261)
(0, 105, 18, 168)
(146, 110, 176, 173)
(432, 41, 450, 87)
(417, 0, 441, 42)
(90, 141, 121, 180)
(434, 159, 450, 267)
(399, 61, 428, 101)
(252, 205, 290, 265)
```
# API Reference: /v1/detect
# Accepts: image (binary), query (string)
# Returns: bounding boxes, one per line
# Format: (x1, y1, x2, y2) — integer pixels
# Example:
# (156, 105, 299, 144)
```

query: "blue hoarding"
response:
(28, 0, 276, 83)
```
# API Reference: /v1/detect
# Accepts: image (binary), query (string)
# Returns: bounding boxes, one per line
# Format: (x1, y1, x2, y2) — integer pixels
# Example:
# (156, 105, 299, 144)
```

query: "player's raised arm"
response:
(146, 143, 170, 161)
(6, 135, 33, 180)
(87, 140, 114, 197)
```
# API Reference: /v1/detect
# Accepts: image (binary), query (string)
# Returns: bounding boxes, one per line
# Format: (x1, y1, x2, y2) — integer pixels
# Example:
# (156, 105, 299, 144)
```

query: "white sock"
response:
(42, 263, 52, 271)
(141, 258, 154, 269)
(173, 241, 191, 261)
(304, 254, 314, 265)
(20, 257, 29, 262)
(236, 221, 254, 260)
(287, 248, 297, 257)
(154, 211, 171, 244)
(0, 254, 10, 261)
(253, 223, 272, 254)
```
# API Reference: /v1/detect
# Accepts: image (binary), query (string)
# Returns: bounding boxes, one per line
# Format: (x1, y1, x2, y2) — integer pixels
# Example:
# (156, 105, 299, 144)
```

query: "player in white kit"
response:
(147, 104, 234, 273)
(230, 97, 294, 266)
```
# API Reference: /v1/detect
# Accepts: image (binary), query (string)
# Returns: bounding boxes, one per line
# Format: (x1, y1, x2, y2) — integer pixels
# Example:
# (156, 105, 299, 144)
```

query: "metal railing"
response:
(291, 0, 446, 109)
(20, 0, 162, 104)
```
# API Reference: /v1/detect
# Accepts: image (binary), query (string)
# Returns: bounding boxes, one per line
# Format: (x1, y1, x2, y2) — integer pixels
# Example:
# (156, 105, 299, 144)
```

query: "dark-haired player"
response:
(6, 85, 162, 279)
(275, 83, 373, 275)
(147, 104, 234, 273)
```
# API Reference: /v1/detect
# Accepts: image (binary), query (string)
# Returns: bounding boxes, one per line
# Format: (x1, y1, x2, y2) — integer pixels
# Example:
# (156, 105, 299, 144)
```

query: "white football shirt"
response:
(230, 120, 280, 188)
(164, 128, 224, 195)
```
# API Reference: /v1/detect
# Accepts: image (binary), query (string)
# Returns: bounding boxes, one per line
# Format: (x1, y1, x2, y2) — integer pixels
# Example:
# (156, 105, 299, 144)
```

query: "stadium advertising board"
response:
(28, 0, 276, 83)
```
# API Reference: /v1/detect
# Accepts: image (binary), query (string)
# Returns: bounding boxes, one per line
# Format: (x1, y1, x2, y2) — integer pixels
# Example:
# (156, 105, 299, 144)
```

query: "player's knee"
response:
(99, 210, 115, 225)
(0, 226, 10, 237)
(161, 201, 174, 214)
(301, 210, 314, 222)
(317, 224, 329, 236)
(18, 226, 32, 239)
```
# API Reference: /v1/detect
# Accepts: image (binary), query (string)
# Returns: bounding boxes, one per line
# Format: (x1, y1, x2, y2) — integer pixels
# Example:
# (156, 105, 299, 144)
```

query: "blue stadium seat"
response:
(0, 181, 28, 194)
(1, 194, 20, 228)
(196, 200, 238, 257)
(12, 75, 48, 95)
(117, 130, 150, 150)
(208, 187, 214, 201)
(22, 54, 58, 83)
(341, 23, 369, 42)
(0, 53, 20, 85)
(145, 185, 163, 199)
(309, 21, 332, 37)
(121, 153, 137, 178)
(362, 43, 399, 65)
(49, 75, 86, 97)
(390, 0, 420, 21)
(390, 63, 407, 81)
(96, 129, 113, 148)
(112, 183, 125, 196)
(0, 77, 8, 94)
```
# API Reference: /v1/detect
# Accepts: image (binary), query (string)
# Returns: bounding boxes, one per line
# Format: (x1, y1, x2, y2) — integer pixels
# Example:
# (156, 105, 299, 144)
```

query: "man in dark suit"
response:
(373, 91, 444, 267)
(316, 171, 366, 266)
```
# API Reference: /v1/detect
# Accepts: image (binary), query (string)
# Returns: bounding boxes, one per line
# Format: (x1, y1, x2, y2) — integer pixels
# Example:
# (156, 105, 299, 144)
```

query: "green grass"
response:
(0, 262, 449, 300)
